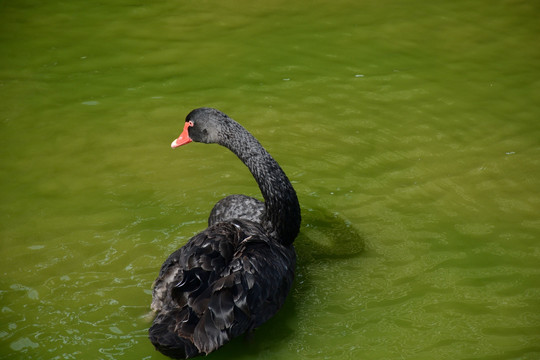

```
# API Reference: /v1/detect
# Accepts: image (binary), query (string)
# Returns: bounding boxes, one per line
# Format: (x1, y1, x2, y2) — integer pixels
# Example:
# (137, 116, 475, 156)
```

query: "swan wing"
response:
(150, 220, 295, 357)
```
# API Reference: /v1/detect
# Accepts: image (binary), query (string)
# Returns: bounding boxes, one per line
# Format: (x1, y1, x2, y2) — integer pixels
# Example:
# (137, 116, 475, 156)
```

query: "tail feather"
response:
(208, 289, 235, 329)
(150, 274, 249, 358)
(149, 310, 200, 359)
(193, 310, 230, 355)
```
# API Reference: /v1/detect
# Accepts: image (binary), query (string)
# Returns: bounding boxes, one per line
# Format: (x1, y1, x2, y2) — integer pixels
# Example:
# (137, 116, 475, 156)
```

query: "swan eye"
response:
(188, 121, 194, 127)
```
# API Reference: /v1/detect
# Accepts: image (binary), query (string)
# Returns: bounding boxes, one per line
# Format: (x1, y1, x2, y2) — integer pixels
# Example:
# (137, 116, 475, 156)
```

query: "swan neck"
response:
(222, 122, 300, 245)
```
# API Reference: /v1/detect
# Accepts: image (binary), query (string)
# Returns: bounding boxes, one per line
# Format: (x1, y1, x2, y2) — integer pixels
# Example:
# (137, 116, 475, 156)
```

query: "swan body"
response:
(149, 108, 301, 359)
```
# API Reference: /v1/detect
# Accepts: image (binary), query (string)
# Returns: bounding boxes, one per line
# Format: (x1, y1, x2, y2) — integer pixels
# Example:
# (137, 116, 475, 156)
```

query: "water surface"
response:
(1, 0, 539, 359)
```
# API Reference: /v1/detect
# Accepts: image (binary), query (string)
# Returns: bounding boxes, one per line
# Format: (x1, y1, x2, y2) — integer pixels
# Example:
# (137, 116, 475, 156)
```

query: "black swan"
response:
(149, 108, 301, 358)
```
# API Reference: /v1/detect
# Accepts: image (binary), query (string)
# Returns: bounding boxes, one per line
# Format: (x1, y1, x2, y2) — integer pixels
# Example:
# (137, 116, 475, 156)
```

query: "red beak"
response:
(171, 122, 193, 148)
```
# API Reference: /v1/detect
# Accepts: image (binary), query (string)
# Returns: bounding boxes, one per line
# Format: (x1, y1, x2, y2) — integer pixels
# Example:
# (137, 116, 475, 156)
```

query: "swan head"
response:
(171, 108, 230, 148)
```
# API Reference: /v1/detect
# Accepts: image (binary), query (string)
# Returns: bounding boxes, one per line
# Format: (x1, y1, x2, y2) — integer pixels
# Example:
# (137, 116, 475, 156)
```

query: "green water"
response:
(1, 0, 539, 359)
